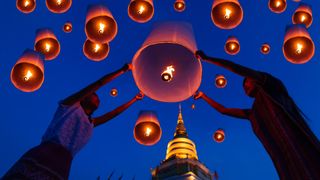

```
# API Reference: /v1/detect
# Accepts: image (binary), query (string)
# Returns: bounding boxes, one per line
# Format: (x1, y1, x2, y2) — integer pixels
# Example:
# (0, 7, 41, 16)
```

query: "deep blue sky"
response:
(1, 0, 319, 179)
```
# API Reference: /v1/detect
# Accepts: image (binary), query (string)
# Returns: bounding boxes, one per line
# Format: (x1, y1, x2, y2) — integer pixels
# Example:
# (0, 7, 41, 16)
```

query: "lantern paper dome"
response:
(213, 129, 225, 143)
(268, 0, 287, 14)
(225, 36, 240, 55)
(174, 0, 186, 12)
(16, 0, 36, 14)
(215, 74, 227, 88)
(292, 3, 313, 28)
(128, 0, 154, 23)
(132, 22, 202, 103)
(83, 39, 110, 62)
(46, 0, 72, 14)
(63, 22, 72, 33)
(34, 29, 60, 61)
(211, 0, 243, 29)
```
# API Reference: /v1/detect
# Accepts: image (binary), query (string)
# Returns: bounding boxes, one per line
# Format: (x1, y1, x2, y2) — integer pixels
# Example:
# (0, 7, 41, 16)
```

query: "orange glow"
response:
(292, 4, 312, 28)
(161, 65, 175, 82)
(213, 129, 225, 143)
(215, 74, 227, 88)
(85, 5, 118, 43)
(211, 0, 243, 29)
(261, 43, 270, 54)
(174, 0, 186, 12)
(128, 0, 154, 23)
(268, 0, 286, 13)
(283, 25, 314, 64)
(16, 0, 36, 13)
(11, 50, 45, 92)
(34, 29, 60, 61)
(63, 22, 72, 33)
(225, 36, 240, 55)
(83, 39, 110, 62)
(46, 0, 71, 13)
(110, 88, 118, 97)
(191, 104, 195, 110)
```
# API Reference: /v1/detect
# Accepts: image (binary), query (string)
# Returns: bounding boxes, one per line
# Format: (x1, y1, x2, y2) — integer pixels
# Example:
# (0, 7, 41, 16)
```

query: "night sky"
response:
(1, 0, 320, 179)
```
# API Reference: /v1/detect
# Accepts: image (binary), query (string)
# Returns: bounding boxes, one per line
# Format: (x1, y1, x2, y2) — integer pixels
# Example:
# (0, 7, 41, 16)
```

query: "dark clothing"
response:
(249, 72, 320, 180)
(2, 142, 72, 180)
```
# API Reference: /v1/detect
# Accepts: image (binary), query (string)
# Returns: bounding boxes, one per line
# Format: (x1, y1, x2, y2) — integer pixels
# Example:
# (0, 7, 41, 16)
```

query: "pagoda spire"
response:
(174, 104, 188, 138)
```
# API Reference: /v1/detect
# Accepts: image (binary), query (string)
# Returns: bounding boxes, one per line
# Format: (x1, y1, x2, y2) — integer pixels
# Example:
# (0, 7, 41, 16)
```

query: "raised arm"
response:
(194, 91, 250, 120)
(61, 64, 132, 106)
(195, 50, 264, 81)
(92, 92, 144, 127)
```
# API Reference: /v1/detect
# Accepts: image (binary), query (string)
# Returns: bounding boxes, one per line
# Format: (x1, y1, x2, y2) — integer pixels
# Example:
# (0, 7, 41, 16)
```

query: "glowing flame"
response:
(98, 23, 106, 34)
(56, 0, 62, 5)
(300, 15, 306, 22)
(275, 1, 281, 8)
(24, 70, 33, 81)
(218, 79, 224, 85)
(161, 65, 175, 81)
(45, 43, 51, 52)
(144, 127, 152, 137)
(94, 44, 101, 53)
(24, 0, 30, 7)
(137, 5, 145, 15)
(217, 134, 222, 139)
(296, 43, 303, 54)
(224, 8, 231, 19)
(230, 43, 236, 50)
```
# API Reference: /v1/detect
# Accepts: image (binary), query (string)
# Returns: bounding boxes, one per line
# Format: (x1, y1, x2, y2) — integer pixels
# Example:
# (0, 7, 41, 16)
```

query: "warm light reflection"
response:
(161, 65, 175, 82)
(24, 70, 33, 81)
(224, 8, 231, 19)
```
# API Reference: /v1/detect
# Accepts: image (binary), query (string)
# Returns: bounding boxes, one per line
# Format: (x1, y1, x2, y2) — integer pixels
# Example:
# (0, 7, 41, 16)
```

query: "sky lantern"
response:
(63, 22, 72, 33)
(134, 111, 162, 146)
(213, 129, 225, 143)
(225, 36, 240, 55)
(261, 43, 270, 54)
(128, 0, 154, 23)
(11, 50, 44, 92)
(292, 3, 312, 28)
(16, 0, 36, 14)
(215, 74, 227, 88)
(85, 5, 118, 44)
(191, 104, 195, 110)
(46, 0, 71, 13)
(34, 29, 60, 61)
(132, 22, 202, 103)
(283, 25, 314, 64)
(110, 88, 118, 97)
(211, 0, 243, 29)
(83, 39, 110, 62)
(174, 0, 186, 12)
(268, 0, 286, 13)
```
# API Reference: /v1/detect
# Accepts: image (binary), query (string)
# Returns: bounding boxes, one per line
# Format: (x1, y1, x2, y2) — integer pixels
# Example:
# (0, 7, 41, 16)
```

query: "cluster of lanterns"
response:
(17, 0, 72, 14)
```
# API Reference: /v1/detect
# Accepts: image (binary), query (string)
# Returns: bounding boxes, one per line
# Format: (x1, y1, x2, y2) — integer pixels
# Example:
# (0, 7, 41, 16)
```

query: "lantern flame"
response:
(24, 0, 30, 7)
(45, 43, 51, 52)
(224, 8, 231, 19)
(98, 23, 106, 34)
(24, 70, 33, 81)
(296, 43, 303, 54)
(145, 127, 152, 137)
(161, 65, 175, 82)
(138, 5, 145, 15)
(276, 1, 281, 7)
(300, 15, 306, 22)
(94, 44, 101, 53)
(56, 0, 62, 5)
(230, 43, 235, 50)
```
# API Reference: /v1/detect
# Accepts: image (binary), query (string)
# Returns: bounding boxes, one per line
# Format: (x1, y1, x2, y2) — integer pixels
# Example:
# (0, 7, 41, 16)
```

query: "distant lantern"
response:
(128, 0, 154, 23)
(110, 88, 118, 97)
(213, 129, 225, 143)
(191, 104, 195, 110)
(63, 22, 72, 33)
(268, 0, 287, 13)
(283, 25, 314, 64)
(292, 3, 312, 28)
(34, 29, 60, 61)
(46, 0, 72, 13)
(292, 0, 301, 2)
(132, 22, 202, 103)
(85, 5, 118, 44)
(174, 0, 186, 12)
(211, 0, 243, 29)
(134, 111, 162, 146)
(225, 36, 240, 55)
(11, 50, 45, 92)
(261, 43, 270, 54)
(16, 0, 36, 13)
(215, 74, 227, 88)
(83, 39, 110, 62)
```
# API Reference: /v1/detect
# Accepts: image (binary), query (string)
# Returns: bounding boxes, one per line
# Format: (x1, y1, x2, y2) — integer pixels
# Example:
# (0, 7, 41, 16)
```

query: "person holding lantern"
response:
(194, 50, 320, 179)
(3, 64, 144, 180)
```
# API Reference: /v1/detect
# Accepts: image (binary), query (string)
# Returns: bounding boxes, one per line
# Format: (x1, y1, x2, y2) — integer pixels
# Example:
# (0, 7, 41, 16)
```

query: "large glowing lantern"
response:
(283, 25, 314, 64)
(83, 39, 110, 62)
(16, 0, 36, 13)
(134, 111, 162, 146)
(213, 129, 225, 143)
(268, 0, 286, 13)
(132, 22, 202, 103)
(85, 5, 118, 44)
(215, 74, 227, 88)
(63, 22, 72, 33)
(225, 36, 240, 55)
(261, 43, 270, 55)
(11, 50, 44, 92)
(292, 4, 312, 28)
(211, 0, 243, 29)
(46, 0, 71, 13)
(174, 0, 186, 12)
(34, 29, 60, 61)
(128, 0, 154, 23)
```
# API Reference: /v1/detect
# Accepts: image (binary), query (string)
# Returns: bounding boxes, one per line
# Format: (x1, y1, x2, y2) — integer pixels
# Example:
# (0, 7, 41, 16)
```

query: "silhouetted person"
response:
(194, 50, 320, 180)
(3, 64, 144, 180)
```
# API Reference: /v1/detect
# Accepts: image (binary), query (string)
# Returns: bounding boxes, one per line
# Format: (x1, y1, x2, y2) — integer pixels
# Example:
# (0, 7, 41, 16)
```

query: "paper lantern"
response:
(85, 5, 118, 44)
(174, 0, 186, 12)
(83, 39, 110, 62)
(211, 0, 243, 29)
(128, 0, 154, 23)
(11, 50, 44, 92)
(16, 0, 36, 13)
(213, 129, 225, 143)
(110, 88, 118, 97)
(34, 29, 60, 61)
(292, 3, 312, 28)
(283, 25, 314, 64)
(261, 43, 270, 54)
(46, 0, 71, 13)
(225, 36, 240, 55)
(191, 104, 195, 110)
(215, 74, 227, 88)
(134, 111, 162, 146)
(63, 22, 72, 33)
(268, 0, 286, 13)
(132, 22, 202, 103)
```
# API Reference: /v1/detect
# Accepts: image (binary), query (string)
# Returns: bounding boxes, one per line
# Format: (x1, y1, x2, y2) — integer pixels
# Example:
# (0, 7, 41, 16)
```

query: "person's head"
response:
(80, 92, 100, 116)
(243, 77, 260, 98)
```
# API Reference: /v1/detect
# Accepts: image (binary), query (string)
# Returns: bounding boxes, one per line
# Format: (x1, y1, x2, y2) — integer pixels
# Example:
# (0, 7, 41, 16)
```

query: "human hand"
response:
(195, 50, 208, 60)
(193, 91, 204, 100)
(135, 92, 144, 100)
